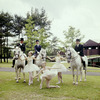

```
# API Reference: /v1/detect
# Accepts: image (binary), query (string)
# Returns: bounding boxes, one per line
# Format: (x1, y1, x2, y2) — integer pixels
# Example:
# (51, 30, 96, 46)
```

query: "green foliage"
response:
(13, 14, 26, 38)
(27, 8, 51, 31)
(25, 15, 51, 53)
(46, 36, 59, 55)
(62, 26, 84, 47)
(25, 16, 37, 52)
(0, 11, 14, 62)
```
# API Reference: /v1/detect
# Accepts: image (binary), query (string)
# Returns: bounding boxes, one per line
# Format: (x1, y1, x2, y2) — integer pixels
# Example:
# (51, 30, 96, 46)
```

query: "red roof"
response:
(83, 39, 99, 47)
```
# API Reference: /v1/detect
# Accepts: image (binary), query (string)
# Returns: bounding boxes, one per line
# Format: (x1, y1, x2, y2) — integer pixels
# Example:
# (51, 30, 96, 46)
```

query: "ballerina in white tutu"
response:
(50, 51, 68, 84)
(33, 61, 60, 89)
(23, 51, 40, 85)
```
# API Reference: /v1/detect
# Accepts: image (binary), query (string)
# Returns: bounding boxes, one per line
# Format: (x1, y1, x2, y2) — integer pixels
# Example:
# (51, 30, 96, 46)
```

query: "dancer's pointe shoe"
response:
(30, 81, 33, 84)
(56, 81, 61, 84)
(28, 83, 31, 86)
(56, 85, 60, 88)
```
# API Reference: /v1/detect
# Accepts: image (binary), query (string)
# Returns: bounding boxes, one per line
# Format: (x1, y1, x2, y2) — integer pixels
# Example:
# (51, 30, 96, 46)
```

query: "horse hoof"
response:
(19, 77, 21, 80)
(23, 81, 26, 83)
(84, 79, 86, 81)
(76, 82, 78, 85)
(16, 81, 19, 83)
(80, 80, 82, 82)
(73, 82, 75, 85)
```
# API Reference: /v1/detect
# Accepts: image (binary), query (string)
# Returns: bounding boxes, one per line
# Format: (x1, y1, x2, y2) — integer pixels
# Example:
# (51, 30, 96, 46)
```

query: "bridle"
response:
(66, 50, 78, 62)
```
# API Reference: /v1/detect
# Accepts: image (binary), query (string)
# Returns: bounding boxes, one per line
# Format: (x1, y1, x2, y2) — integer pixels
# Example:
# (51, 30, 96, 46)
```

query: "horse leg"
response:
(84, 68, 87, 81)
(72, 68, 75, 85)
(18, 68, 21, 80)
(23, 70, 26, 83)
(80, 67, 82, 82)
(76, 69, 78, 85)
(37, 71, 39, 82)
(16, 69, 19, 83)
(15, 67, 17, 80)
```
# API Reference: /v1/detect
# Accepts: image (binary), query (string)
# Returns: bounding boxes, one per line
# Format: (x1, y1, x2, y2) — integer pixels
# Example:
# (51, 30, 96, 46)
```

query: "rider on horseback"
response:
(33, 40, 41, 64)
(75, 39, 86, 70)
(12, 38, 26, 68)
(34, 40, 41, 57)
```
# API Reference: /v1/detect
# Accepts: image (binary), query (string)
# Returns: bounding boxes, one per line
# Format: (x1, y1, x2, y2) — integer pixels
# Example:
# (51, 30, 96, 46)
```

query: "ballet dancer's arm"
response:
(33, 69, 42, 79)
(47, 56, 55, 61)
(46, 56, 52, 61)
(60, 56, 66, 60)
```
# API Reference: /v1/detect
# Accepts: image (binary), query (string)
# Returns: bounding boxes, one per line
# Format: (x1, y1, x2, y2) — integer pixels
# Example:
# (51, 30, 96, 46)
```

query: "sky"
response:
(0, 0, 100, 44)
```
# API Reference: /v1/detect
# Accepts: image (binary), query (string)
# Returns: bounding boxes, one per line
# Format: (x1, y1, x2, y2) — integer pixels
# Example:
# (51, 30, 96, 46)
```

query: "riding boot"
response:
(33, 59, 35, 64)
(82, 61, 86, 70)
(12, 59, 15, 68)
(25, 60, 27, 65)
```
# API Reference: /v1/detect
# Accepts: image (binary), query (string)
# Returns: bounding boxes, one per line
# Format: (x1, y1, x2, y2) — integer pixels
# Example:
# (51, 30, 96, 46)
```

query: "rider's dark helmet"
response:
(20, 38, 24, 41)
(36, 40, 39, 42)
(76, 39, 80, 42)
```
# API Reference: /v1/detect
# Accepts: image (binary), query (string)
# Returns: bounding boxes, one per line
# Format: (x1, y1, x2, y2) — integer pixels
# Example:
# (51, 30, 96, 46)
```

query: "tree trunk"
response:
(4, 39, 6, 62)
(0, 44, 2, 63)
(7, 36, 8, 63)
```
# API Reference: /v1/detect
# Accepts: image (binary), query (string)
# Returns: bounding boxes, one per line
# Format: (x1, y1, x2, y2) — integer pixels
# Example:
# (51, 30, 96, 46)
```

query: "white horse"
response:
(35, 48, 46, 67)
(14, 47, 26, 83)
(34, 49, 46, 81)
(65, 47, 88, 85)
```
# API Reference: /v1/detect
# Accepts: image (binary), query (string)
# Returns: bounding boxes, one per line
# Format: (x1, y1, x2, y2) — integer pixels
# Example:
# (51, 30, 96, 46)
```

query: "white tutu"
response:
(23, 57, 40, 72)
(40, 69, 57, 80)
(52, 63, 67, 72)
(52, 57, 68, 73)
(23, 64, 40, 72)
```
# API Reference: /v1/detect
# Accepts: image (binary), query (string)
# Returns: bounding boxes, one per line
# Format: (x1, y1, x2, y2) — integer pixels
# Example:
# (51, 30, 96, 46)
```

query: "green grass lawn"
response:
(0, 72, 100, 100)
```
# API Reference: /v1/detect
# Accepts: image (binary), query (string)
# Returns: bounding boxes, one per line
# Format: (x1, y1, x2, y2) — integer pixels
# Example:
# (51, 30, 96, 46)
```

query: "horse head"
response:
(65, 47, 78, 63)
(14, 47, 21, 60)
(40, 49, 46, 61)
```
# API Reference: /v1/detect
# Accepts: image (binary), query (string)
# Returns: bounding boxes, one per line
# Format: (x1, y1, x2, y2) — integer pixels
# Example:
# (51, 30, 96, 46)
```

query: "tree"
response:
(0, 11, 14, 63)
(25, 16, 37, 52)
(47, 36, 59, 55)
(13, 14, 26, 39)
(25, 8, 52, 53)
(27, 8, 51, 31)
(62, 26, 84, 47)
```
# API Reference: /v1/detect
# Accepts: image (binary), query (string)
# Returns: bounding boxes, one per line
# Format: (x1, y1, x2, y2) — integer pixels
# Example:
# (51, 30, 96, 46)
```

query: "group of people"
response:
(12, 38, 85, 89)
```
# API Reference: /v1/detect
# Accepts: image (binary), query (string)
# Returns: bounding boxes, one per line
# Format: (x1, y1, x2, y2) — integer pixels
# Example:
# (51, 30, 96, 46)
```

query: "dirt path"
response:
(0, 67, 100, 76)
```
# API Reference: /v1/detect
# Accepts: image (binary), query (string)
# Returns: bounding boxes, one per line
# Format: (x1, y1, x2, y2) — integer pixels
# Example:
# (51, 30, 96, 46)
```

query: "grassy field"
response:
(0, 72, 100, 100)
(0, 61, 100, 100)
